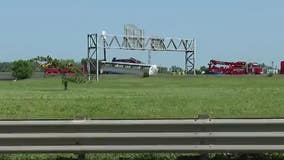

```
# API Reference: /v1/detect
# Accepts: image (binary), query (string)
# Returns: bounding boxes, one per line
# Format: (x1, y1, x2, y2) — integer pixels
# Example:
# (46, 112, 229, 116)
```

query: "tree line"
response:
(0, 59, 211, 77)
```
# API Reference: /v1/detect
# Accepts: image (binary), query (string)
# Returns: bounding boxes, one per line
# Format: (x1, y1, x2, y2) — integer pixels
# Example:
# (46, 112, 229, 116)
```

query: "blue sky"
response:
(0, 0, 284, 68)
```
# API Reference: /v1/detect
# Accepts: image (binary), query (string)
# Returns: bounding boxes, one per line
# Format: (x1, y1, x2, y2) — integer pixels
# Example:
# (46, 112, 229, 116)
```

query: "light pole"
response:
(102, 31, 107, 61)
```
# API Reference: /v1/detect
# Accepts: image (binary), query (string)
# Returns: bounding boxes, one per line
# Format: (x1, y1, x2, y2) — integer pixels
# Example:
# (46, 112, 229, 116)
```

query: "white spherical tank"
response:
(149, 65, 159, 76)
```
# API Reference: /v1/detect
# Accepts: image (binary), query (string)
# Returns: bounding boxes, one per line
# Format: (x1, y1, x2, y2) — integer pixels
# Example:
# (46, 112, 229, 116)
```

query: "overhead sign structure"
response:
(124, 24, 144, 49)
(87, 28, 196, 81)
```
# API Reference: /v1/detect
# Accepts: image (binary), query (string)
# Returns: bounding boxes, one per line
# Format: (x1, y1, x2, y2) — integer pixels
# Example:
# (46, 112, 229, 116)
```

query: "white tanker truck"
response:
(100, 57, 159, 76)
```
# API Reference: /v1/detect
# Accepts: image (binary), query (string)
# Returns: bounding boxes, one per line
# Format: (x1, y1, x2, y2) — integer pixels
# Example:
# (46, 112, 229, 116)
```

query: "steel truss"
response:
(87, 33, 196, 81)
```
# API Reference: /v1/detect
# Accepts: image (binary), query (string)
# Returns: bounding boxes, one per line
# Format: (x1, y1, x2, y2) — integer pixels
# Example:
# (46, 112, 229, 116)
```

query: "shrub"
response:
(11, 60, 33, 80)
(267, 72, 274, 77)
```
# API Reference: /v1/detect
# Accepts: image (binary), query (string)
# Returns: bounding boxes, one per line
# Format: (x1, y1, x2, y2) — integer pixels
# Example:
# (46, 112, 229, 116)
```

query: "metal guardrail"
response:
(0, 72, 44, 80)
(1, 118, 284, 153)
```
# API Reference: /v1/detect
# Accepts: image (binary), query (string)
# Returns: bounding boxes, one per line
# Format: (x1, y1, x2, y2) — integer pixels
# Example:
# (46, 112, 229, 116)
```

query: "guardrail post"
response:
(197, 114, 210, 160)
(197, 114, 210, 120)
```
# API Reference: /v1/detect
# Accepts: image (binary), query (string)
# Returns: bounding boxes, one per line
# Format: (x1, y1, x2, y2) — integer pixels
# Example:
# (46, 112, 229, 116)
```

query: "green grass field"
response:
(1, 75, 284, 119)
(1, 75, 284, 159)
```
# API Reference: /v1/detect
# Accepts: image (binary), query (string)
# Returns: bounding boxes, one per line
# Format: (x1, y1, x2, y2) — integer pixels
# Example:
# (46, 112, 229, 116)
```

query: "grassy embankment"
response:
(0, 75, 283, 119)
(1, 75, 284, 159)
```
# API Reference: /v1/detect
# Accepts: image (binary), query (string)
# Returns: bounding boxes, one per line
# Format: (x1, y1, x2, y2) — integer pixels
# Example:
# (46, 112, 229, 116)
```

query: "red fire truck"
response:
(281, 61, 284, 74)
(42, 64, 75, 76)
(208, 59, 262, 75)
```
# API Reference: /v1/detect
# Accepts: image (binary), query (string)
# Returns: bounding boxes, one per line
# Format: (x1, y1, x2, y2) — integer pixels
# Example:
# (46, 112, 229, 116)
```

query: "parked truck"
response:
(281, 61, 284, 74)
(208, 59, 262, 75)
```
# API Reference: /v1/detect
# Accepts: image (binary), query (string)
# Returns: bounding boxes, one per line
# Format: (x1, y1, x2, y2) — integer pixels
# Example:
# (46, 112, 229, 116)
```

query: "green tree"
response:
(11, 60, 33, 79)
(0, 62, 12, 72)
(200, 66, 209, 74)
